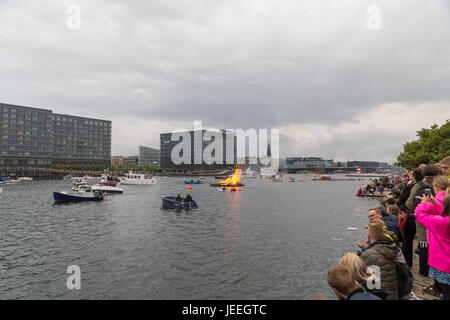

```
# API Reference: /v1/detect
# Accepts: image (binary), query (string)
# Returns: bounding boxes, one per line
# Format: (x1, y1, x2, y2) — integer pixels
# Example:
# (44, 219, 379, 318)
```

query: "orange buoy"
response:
(187, 186, 192, 190)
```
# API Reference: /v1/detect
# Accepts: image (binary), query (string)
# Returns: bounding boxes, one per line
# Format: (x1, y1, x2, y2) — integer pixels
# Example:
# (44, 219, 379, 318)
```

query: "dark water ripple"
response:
(0, 175, 378, 299)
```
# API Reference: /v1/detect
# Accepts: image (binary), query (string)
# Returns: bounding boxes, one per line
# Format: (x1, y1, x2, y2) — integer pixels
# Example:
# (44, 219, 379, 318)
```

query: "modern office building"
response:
(138, 145, 160, 166)
(123, 156, 139, 166)
(0, 102, 111, 170)
(52, 113, 111, 169)
(160, 130, 236, 170)
(347, 161, 388, 169)
(285, 157, 334, 169)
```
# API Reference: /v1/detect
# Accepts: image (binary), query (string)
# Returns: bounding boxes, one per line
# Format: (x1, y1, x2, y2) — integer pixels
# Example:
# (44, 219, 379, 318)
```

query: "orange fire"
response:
(219, 169, 242, 186)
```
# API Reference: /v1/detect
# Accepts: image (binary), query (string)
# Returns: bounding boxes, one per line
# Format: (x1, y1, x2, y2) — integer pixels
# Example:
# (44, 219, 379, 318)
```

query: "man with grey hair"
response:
(440, 156, 450, 178)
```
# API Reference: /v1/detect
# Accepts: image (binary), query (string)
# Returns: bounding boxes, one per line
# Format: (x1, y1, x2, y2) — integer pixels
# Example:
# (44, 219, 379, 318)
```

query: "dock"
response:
(306, 240, 440, 300)
(411, 240, 441, 300)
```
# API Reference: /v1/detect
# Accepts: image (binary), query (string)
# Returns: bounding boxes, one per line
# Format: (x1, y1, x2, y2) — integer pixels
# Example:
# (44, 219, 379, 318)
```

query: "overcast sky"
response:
(1, 0, 449, 163)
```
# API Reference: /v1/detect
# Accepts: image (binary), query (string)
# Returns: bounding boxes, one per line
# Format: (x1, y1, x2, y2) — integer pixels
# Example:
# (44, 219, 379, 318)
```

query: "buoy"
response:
(187, 186, 192, 190)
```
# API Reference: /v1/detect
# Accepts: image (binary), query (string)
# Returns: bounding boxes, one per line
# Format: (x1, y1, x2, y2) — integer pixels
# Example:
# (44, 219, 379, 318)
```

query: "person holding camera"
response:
(405, 164, 441, 277)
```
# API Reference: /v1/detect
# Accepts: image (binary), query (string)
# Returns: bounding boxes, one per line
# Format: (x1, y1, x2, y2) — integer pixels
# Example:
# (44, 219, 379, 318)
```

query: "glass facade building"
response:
(0, 103, 111, 169)
(285, 157, 334, 169)
(160, 130, 236, 170)
(138, 146, 160, 166)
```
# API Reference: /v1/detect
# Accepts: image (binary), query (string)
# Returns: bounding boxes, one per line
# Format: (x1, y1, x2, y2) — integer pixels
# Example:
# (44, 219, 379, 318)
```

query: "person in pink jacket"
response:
(415, 184, 450, 300)
(419, 175, 448, 214)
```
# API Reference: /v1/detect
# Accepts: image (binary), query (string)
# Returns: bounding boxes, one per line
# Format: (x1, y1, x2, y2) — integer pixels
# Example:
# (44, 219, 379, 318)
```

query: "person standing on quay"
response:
(416, 193, 450, 300)
(398, 167, 423, 267)
(358, 220, 399, 300)
(440, 156, 450, 178)
(405, 164, 441, 276)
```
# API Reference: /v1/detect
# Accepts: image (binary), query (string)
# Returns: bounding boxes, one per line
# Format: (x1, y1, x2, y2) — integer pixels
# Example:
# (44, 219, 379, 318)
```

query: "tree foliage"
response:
(396, 120, 450, 170)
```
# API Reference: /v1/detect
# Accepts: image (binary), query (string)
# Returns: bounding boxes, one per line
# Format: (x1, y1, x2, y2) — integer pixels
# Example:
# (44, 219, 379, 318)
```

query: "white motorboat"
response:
(99, 174, 120, 186)
(18, 177, 33, 181)
(91, 184, 123, 194)
(72, 178, 87, 188)
(120, 171, 156, 185)
(0, 177, 19, 184)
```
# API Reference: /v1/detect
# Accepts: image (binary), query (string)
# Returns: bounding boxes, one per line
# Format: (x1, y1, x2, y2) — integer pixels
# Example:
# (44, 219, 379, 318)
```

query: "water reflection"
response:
(223, 191, 242, 256)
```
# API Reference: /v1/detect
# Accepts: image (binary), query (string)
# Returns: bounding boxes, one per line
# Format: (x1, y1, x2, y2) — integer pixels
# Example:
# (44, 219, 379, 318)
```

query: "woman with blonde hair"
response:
(339, 253, 387, 299)
(387, 204, 402, 218)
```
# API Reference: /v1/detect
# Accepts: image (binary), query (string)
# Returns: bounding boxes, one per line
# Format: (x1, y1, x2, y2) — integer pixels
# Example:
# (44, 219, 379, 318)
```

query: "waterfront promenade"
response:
(411, 241, 440, 300)
(308, 241, 438, 300)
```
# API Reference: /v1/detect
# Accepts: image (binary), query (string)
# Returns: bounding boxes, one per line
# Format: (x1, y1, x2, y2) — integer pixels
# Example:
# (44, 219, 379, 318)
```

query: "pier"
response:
(0, 168, 96, 180)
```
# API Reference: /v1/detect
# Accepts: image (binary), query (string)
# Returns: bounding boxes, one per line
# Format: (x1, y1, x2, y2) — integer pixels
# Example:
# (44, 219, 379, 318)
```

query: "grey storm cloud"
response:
(1, 0, 449, 159)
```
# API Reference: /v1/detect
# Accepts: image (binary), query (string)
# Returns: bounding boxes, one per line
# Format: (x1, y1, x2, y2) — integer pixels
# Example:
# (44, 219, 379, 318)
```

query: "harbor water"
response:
(0, 175, 379, 299)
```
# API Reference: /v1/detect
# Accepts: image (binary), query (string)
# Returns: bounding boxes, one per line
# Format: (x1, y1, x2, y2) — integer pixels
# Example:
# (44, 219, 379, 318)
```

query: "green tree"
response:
(397, 120, 450, 170)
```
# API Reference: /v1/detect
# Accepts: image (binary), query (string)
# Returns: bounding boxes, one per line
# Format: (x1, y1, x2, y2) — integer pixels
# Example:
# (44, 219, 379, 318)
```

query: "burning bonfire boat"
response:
(210, 169, 244, 187)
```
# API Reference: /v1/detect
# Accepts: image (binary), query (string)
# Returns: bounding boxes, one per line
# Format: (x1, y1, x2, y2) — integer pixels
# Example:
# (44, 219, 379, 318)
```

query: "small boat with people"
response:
(98, 174, 120, 186)
(267, 174, 283, 182)
(184, 180, 203, 184)
(161, 195, 198, 209)
(120, 171, 156, 185)
(54, 186, 104, 203)
(72, 178, 87, 188)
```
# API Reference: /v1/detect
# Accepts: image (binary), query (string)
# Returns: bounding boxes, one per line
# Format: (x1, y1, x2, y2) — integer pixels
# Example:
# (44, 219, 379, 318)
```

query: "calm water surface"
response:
(0, 174, 379, 299)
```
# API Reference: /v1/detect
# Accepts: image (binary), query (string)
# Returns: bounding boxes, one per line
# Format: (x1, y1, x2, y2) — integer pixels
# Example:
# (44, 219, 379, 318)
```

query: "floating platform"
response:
(210, 183, 244, 187)
(355, 193, 388, 198)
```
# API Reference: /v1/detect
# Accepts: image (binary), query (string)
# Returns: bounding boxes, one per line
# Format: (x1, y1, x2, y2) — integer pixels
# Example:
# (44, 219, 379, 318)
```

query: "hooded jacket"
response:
(415, 191, 450, 273)
(406, 179, 434, 241)
(382, 215, 403, 242)
(347, 288, 382, 300)
(359, 239, 399, 300)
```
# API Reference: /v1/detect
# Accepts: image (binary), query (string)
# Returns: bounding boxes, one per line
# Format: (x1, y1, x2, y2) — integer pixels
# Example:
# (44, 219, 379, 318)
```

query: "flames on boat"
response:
(219, 169, 242, 186)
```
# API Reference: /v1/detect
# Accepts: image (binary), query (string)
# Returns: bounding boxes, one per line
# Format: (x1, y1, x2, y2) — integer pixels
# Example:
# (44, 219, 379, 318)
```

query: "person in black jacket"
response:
(398, 168, 423, 267)
(327, 265, 381, 300)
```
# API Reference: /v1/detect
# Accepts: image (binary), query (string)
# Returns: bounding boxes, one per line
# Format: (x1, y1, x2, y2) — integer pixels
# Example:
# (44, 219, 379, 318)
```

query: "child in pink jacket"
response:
(415, 191, 450, 300)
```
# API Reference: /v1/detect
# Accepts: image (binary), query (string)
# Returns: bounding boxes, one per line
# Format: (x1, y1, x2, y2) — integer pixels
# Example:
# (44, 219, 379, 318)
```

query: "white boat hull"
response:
(120, 178, 156, 185)
(91, 184, 123, 194)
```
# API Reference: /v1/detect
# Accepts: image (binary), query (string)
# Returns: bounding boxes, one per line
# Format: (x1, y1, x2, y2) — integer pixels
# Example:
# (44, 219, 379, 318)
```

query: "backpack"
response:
(412, 181, 435, 209)
(398, 212, 408, 231)
(396, 262, 414, 299)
